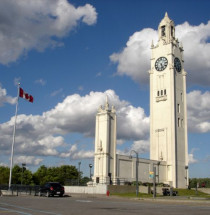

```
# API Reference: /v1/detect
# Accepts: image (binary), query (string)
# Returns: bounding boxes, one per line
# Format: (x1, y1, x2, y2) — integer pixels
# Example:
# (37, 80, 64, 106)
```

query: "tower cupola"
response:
(158, 12, 175, 43)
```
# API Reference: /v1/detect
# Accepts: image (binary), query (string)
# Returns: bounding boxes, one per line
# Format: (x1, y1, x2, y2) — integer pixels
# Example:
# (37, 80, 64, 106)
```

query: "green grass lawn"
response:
(111, 192, 157, 198)
(174, 188, 210, 198)
(111, 189, 210, 199)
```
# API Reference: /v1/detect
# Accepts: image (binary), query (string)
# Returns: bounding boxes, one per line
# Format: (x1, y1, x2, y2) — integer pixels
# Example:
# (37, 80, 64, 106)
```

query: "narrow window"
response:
(164, 89, 166, 95)
(161, 26, 165, 36)
(177, 104, 180, 113)
(178, 118, 180, 127)
(157, 91, 159, 96)
(161, 90, 163, 95)
(171, 26, 174, 37)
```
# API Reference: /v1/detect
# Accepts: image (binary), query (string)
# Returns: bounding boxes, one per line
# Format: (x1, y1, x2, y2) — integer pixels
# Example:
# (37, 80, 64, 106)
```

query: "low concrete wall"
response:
(1, 190, 18, 196)
(108, 185, 163, 194)
(64, 185, 107, 194)
(108, 185, 135, 194)
(0, 189, 37, 196)
(193, 188, 210, 194)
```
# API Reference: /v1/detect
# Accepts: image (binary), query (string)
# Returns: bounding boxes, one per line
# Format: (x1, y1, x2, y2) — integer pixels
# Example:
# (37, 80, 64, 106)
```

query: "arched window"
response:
(171, 26, 174, 37)
(161, 26, 165, 36)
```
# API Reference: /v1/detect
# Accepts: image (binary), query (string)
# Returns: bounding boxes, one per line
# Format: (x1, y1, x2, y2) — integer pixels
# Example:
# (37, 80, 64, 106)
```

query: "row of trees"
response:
(189, 178, 210, 188)
(1, 165, 209, 188)
(0, 165, 90, 186)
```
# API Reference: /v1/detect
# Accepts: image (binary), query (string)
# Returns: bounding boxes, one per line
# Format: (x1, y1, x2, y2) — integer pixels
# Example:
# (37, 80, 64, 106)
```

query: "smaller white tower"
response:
(93, 97, 117, 184)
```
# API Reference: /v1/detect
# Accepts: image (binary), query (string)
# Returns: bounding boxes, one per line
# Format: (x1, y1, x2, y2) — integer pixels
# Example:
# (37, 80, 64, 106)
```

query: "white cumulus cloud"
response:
(131, 139, 150, 154)
(188, 153, 198, 164)
(117, 105, 149, 140)
(60, 144, 94, 159)
(110, 28, 157, 85)
(187, 90, 210, 133)
(14, 156, 43, 166)
(0, 84, 16, 106)
(0, 0, 97, 64)
(35, 79, 46, 86)
(188, 148, 199, 164)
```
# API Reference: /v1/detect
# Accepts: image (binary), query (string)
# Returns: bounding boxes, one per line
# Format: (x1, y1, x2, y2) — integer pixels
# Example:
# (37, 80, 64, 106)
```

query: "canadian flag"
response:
(19, 87, 34, 103)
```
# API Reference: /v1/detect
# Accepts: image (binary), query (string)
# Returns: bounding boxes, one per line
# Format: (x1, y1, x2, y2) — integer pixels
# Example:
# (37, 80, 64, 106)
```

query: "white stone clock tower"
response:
(150, 13, 188, 188)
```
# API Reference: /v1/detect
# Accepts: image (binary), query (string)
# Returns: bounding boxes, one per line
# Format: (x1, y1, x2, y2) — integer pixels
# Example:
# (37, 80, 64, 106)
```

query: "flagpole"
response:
(8, 83, 20, 190)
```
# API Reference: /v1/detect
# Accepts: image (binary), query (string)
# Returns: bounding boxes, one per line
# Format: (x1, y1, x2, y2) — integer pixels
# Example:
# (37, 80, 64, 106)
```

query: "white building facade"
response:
(93, 13, 188, 188)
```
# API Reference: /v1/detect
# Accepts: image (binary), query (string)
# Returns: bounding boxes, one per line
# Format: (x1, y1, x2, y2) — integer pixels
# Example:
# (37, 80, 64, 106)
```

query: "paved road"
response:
(0, 195, 210, 215)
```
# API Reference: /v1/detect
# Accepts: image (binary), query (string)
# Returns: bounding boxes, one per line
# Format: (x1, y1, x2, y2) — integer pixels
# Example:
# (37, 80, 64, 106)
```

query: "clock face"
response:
(174, 57, 182, 72)
(155, 57, 168, 71)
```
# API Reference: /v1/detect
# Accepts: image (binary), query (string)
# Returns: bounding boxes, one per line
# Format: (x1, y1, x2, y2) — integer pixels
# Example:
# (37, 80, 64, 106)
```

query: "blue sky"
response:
(0, 0, 210, 178)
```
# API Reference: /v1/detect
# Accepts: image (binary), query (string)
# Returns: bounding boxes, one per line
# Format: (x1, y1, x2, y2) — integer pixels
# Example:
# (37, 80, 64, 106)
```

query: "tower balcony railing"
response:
(156, 95, 167, 102)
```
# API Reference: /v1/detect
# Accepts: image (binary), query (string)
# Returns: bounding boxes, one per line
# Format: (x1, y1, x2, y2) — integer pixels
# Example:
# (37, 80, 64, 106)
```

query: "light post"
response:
(78, 162, 81, 186)
(153, 165, 156, 198)
(21, 163, 26, 187)
(89, 164, 93, 181)
(130, 150, 139, 197)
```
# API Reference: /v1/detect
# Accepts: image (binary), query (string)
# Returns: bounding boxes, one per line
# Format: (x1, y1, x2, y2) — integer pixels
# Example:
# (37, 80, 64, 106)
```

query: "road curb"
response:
(137, 197, 210, 204)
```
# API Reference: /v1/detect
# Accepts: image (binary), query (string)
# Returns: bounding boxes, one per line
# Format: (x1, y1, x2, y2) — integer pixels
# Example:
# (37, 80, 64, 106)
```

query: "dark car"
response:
(162, 188, 178, 196)
(39, 182, 65, 197)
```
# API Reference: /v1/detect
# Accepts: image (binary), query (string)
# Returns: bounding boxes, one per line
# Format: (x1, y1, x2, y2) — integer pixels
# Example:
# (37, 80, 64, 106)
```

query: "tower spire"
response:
(151, 40, 154, 48)
(158, 12, 175, 43)
(105, 94, 109, 110)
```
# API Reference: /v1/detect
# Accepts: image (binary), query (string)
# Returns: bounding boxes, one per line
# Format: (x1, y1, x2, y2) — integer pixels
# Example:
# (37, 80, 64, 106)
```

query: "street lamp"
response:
(129, 150, 139, 197)
(89, 164, 93, 180)
(21, 163, 26, 187)
(78, 162, 81, 186)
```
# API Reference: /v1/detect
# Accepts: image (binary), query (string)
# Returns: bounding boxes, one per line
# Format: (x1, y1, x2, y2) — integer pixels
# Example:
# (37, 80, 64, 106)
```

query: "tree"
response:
(0, 166, 10, 184)
(22, 169, 33, 185)
(189, 178, 210, 188)
(32, 165, 79, 185)
(58, 165, 78, 184)
(33, 165, 48, 185)
(80, 177, 90, 186)
(11, 165, 22, 184)
(10, 165, 33, 185)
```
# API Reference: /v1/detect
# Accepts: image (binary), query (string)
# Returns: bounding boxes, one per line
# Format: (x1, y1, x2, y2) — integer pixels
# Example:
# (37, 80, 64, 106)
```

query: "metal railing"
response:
(0, 184, 40, 196)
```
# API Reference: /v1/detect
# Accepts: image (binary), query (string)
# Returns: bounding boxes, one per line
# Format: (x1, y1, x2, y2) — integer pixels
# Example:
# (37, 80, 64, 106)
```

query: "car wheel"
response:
(59, 194, 63, 197)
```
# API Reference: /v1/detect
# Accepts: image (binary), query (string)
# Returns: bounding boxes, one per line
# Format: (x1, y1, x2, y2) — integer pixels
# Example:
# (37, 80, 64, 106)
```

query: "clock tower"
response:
(149, 13, 188, 188)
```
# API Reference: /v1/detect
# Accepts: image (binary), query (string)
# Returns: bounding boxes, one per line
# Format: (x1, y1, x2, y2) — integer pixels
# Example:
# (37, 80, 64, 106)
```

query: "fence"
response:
(93, 177, 130, 185)
(65, 179, 91, 186)
(0, 184, 40, 196)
